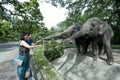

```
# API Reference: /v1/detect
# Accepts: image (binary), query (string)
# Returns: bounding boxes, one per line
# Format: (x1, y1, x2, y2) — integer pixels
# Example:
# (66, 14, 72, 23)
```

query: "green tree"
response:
(0, 0, 48, 42)
(0, 19, 13, 42)
(13, 0, 44, 33)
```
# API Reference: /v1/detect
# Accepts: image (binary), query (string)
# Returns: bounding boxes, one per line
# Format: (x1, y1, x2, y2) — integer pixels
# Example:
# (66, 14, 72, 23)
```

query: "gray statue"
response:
(61, 17, 114, 65)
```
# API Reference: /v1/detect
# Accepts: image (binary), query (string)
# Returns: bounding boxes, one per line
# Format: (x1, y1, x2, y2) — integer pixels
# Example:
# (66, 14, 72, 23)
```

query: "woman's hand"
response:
(34, 44, 42, 47)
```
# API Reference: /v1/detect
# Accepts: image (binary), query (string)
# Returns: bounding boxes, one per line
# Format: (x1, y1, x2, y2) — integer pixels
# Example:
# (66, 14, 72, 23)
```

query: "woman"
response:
(17, 32, 39, 80)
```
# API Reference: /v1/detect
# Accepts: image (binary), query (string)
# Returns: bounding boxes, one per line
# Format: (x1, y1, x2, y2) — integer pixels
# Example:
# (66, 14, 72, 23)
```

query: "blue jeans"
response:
(17, 55, 30, 80)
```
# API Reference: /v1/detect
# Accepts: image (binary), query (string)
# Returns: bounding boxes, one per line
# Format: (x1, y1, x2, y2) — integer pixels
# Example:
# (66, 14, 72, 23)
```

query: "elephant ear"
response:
(98, 23, 108, 35)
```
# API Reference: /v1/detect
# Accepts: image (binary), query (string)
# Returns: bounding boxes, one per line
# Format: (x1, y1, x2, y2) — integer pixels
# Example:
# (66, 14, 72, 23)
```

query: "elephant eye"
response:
(90, 28, 93, 31)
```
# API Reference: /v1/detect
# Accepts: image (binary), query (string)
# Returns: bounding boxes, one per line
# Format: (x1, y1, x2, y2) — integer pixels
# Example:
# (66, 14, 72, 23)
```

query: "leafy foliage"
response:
(44, 39, 74, 61)
(0, 19, 18, 43)
(0, 0, 48, 43)
(13, 0, 44, 33)
(32, 46, 67, 80)
(44, 40, 64, 61)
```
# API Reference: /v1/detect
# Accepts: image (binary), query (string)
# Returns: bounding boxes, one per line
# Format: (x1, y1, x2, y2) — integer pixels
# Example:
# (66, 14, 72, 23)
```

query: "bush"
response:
(44, 40, 63, 61)
(44, 39, 74, 61)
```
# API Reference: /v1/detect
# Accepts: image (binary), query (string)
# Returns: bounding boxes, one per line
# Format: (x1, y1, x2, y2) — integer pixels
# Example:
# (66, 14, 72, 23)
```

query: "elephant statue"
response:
(61, 17, 114, 65)
(44, 23, 91, 54)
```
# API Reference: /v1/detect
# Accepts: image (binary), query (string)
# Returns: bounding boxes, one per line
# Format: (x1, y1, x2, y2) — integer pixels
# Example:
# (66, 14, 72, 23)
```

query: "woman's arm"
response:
(20, 40, 40, 49)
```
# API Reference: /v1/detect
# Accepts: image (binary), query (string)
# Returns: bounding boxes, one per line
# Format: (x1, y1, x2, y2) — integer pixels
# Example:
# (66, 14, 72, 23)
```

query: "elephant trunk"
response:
(70, 30, 88, 40)
(61, 30, 89, 43)
(44, 32, 68, 40)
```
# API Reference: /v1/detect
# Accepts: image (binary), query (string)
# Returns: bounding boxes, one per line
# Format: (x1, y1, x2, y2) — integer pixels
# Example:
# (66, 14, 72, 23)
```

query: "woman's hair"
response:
(27, 32, 32, 36)
(20, 32, 28, 40)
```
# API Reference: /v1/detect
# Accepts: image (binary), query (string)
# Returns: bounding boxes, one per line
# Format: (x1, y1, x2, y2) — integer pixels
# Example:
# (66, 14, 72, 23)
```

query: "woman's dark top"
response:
(19, 41, 30, 56)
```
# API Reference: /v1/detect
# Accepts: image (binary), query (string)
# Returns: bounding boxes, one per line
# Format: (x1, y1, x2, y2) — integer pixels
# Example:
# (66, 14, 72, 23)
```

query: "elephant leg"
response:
(82, 44, 87, 55)
(75, 41, 81, 54)
(92, 40, 99, 61)
(103, 39, 114, 65)
(74, 38, 81, 54)
(82, 40, 90, 55)
(98, 43, 104, 57)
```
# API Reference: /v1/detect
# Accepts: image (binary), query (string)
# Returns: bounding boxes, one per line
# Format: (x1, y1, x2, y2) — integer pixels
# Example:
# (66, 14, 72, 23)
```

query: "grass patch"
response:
(111, 45, 120, 49)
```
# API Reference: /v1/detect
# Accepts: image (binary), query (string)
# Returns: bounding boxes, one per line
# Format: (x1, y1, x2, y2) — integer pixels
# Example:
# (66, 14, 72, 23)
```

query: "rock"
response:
(52, 48, 120, 80)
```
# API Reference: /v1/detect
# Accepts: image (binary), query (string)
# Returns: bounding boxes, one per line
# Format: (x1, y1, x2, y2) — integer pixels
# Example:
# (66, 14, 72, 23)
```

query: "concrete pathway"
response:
(0, 42, 19, 80)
